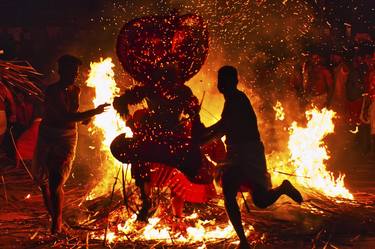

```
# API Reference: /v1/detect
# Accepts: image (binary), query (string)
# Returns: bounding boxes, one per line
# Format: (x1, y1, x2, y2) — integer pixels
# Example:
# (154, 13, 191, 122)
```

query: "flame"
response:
(273, 101, 285, 121)
(84, 59, 353, 247)
(93, 211, 250, 245)
(287, 108, 353, 199)
(85, 58, 132, 199)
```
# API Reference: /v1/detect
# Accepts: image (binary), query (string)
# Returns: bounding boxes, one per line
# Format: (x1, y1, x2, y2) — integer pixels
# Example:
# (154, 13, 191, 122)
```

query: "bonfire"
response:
(77, 58, 355, 248)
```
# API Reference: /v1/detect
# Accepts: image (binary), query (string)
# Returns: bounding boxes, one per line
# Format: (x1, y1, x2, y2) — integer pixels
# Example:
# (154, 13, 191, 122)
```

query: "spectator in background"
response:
(330, 49, 349, 116)
(305, 53, 334, 109)
(347, 51, 371, 155)
(290, 55, 309, 110)
(361, 48, 375, 159)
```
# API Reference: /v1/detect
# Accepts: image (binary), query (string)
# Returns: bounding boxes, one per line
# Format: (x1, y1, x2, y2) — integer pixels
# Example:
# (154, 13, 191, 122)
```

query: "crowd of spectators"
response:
(291, 33, 374, 159)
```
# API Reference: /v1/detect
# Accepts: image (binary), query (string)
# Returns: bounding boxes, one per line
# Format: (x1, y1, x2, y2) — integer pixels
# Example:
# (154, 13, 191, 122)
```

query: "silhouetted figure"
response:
(200, 66, 303, 249)
(347, 53, 371, 155)
(330, 51, 349, 115)
(32, 55, 108, 234)
(111, 68, 206, 221)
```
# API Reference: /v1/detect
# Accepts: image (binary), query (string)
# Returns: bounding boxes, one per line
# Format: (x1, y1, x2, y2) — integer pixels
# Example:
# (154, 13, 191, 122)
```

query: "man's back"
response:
(221, 90, 260, 145)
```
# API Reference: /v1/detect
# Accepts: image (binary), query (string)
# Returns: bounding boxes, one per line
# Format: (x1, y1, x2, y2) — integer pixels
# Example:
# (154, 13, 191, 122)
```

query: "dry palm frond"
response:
(0, 60, 44, 101)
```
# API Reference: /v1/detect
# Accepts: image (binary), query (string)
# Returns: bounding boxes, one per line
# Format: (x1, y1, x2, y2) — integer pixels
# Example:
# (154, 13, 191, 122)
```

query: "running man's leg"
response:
(222, 167, 249, 247)
(252, 180, 303, 209)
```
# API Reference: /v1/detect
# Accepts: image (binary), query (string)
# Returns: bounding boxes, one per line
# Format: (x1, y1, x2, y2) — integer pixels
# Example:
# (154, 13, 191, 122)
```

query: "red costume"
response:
(111, 12, 215, 217)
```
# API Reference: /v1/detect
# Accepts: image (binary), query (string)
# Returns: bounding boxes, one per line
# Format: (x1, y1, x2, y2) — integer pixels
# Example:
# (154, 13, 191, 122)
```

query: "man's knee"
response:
(251, 190, 269, 209)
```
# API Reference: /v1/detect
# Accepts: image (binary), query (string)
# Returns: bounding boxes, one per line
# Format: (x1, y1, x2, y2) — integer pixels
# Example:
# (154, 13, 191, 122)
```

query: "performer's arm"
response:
(113, 86, 146, 116)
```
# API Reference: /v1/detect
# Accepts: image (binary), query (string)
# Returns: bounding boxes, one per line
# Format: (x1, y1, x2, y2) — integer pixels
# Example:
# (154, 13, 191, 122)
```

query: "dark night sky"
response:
(0, 0, 373, 78)
(0, 0, 373, 31)
(0, 0, 102, 26)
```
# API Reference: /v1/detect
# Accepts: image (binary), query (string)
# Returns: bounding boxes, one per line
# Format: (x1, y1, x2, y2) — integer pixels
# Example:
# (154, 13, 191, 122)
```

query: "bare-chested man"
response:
(32, 55, 109, 234)
(306, 53, 334, 109)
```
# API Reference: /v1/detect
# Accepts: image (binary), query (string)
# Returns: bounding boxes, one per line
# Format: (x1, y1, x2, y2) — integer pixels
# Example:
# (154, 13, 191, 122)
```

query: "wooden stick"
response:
(273, 170, 311, 179)
(240, 192, 250, 214)
(1, 175, 8, 204)
(86, 232, 89, 249)
(103, 167, 121, 246)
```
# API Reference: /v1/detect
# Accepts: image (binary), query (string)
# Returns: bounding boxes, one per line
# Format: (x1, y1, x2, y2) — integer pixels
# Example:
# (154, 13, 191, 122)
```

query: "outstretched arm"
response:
(67, 104, 109, 122)
(47, 86, 108, 123)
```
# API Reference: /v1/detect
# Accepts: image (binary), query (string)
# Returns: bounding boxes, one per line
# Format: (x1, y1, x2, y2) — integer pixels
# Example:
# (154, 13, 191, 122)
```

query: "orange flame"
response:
(85, 57, 132, 199)
(287, 108, 353, 199)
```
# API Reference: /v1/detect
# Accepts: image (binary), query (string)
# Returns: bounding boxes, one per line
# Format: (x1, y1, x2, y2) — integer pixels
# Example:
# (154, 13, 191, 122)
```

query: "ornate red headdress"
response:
(116, 12, 209, 86)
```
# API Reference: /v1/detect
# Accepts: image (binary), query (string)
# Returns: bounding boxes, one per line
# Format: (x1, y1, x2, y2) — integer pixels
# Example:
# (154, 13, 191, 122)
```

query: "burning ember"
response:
(91, 209, 254, 246)
(273, 101, 285, 121)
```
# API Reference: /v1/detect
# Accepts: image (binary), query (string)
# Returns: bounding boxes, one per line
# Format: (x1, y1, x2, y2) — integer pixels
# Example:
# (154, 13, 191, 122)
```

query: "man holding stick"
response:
(200, 66, 303, 248)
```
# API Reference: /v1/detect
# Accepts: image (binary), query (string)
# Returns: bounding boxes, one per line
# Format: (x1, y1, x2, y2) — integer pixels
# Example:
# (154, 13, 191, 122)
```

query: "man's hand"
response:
(94, 103, 110, 115)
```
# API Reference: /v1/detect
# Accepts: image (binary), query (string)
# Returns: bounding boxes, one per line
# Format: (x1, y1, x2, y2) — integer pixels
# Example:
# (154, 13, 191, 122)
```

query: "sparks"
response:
(273, 101, 285, 121)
